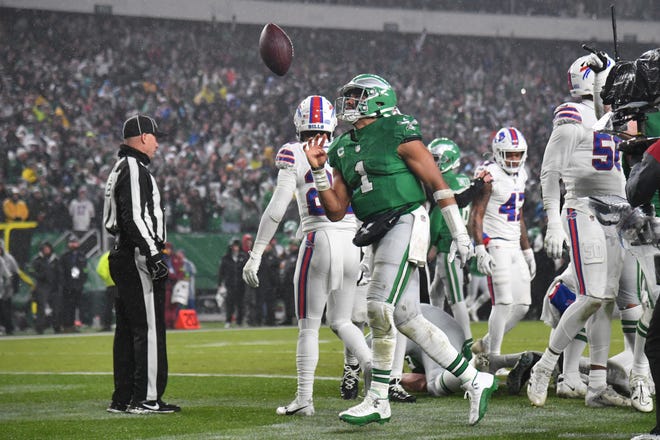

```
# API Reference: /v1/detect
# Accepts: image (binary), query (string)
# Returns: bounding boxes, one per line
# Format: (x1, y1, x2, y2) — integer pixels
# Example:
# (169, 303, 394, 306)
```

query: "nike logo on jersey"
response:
(285, 405, 310, 415)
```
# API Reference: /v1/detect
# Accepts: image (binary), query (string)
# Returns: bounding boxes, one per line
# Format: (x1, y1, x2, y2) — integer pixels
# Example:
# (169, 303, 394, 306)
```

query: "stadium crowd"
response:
(2, 8, 650, 240)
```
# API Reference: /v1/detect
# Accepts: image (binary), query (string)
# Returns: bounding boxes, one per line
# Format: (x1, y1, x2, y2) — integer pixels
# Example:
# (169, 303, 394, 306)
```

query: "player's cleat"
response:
(339, 392, 391, 426)
(276, 397, 315, 416)
(527, 363, 553, 407)
(507, 351, 540, 395)
(107, 401, 128, 413)
(556, 374, 587, 398)
(471, 338, 487, 355)
(472, 352, 490, 373)
(630, 376, 654, 413)
(340, 363, 360, 400)
(585, 385, 631, 408)
(463, 371, 498, 425)
(127, 400, 180, 414)
(388, 378, 416, 403)
(631, 427, 660, 440)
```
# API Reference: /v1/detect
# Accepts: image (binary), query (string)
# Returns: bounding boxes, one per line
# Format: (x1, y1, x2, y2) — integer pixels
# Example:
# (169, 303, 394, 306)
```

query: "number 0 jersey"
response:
(480, 161, 528, 242)
(275, 141, 357, 233)
(327, 114, 426, 221)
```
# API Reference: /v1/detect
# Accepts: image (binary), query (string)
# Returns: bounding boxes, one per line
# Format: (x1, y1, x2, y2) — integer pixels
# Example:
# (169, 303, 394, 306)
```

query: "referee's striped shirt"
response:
(103, 145, 166, 257)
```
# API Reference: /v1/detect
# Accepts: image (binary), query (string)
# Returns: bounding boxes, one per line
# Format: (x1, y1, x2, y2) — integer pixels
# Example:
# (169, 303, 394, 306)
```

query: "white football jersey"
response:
(275, 141, 357, 233)
(480, 161, 528, 242)
(542, 101, 625, 202)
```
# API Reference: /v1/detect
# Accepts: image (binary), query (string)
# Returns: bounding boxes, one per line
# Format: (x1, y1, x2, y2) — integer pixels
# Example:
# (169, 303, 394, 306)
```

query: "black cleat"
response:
(388, 378, 416, 403)
(340, 363, 360, 400)
(127, 400, 180, 414)
(507, 351, 541, 395)
(106, 401, 128, 413)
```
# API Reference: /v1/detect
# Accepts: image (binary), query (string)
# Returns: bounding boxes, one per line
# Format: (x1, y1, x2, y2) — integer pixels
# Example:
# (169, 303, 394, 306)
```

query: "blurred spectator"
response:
(3, 187, 29, 222)
(47, 194, 72, 232)
(251, 240, 279, 326)
(179, 250, 198, 310)
(218, 238, 248, 328)
(29, 242, 61, 334)
(68, 186, 95, 237)
(59, 235, 88, 333)
(27, 188, 48, 228)
(278, 238, 300, 326)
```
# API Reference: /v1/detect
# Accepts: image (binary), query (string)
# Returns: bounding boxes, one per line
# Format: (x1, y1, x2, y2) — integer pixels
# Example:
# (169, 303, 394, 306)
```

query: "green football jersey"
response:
(429, 170, 471, 253)
(327, 114, 426, 220)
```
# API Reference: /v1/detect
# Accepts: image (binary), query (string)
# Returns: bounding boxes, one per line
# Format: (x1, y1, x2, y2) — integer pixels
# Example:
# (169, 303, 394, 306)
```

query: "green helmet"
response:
(428, 137, 461, 173)
(335, 74, 398, 123)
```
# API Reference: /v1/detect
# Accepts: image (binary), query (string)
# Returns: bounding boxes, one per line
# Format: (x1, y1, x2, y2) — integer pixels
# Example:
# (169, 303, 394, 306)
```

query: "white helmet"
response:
(491, 127, 528, 174)
(293, 95, 337, 141)
(568, 54, 614, 98)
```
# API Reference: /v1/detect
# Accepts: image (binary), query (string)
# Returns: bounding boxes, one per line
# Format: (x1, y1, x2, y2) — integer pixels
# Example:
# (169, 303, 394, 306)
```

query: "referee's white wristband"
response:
(311, 168, 331, 191)
(433, 189, 454, 202)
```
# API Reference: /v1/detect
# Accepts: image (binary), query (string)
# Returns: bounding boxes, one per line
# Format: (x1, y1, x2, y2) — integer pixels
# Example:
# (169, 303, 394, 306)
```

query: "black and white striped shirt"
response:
(103, 145, 166, 258)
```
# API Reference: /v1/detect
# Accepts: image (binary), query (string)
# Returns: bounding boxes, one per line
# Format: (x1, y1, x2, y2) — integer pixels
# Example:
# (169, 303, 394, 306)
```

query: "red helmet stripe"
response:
(508, 128, 519, 145)
(309, 96, 323, 124)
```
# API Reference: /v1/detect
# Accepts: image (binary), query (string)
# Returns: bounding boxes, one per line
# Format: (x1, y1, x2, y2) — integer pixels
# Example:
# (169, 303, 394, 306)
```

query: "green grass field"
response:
(0, 320, 654, 439)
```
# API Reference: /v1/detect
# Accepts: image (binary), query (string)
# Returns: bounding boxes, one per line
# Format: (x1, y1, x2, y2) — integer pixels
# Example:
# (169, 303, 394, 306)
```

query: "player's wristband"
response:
(311, 168, 331, 191)
(433, 189, 454, 202)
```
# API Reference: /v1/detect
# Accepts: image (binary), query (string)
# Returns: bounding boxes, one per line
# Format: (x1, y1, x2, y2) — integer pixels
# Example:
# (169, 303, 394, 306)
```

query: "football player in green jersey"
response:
(303, 74, 497, 427)
(427, 138, 475, 358)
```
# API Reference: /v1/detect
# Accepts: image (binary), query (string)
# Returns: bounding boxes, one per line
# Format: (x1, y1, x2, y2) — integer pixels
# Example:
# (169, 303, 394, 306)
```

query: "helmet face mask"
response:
(336, 74, 397, 123)
(428, 137, 461, 173)
(492, 127, 528, 174)
(293, 95, 337, 141)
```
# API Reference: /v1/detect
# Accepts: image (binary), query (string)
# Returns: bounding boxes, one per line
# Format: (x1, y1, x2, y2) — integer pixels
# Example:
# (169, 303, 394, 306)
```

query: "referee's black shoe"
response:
(127, 400, 181, 414)
(106, 401, 128, 413)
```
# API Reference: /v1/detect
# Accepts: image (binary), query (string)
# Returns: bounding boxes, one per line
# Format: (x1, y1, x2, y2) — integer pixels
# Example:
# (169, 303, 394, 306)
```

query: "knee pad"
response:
(367, 300, 395, 339)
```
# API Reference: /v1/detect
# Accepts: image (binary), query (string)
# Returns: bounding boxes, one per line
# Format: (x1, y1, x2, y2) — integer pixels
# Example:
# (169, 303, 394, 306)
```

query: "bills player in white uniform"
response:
(469, 127, 534, 358)
(242, 95, 372, 416)
(528, 53, 631, 408)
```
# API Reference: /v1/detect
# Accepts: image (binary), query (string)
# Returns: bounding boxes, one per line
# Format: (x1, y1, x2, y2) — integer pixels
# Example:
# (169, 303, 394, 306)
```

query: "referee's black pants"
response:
(109, 246, 168, 405)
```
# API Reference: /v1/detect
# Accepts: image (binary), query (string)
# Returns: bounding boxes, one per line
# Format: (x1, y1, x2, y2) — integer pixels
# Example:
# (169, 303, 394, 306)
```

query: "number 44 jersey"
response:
(541, 101, 625, 207)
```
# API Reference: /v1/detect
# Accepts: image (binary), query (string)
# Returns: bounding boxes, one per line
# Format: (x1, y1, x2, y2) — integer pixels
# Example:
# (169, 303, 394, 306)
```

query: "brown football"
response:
(259, 23, 294, 76)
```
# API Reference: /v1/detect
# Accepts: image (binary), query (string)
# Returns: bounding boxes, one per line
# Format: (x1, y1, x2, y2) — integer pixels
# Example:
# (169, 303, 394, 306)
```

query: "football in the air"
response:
(259, 23, 294, 76)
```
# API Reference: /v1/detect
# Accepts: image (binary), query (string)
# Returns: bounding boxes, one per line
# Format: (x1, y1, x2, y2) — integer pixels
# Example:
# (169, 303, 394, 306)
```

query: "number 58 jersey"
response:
(275, 141, 357, 234)
(542, 101, 625, 203)
(481, 161, 528, 243)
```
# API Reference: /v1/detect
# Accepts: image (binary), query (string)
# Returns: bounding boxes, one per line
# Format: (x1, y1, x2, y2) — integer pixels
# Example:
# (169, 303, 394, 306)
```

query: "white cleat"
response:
(463, 371, 498, 425)
(471, 338, 487, 355)
(631, 376, 654, 413)
(585, 385, 631, 408)
(338, 391, 391, 426)
(276, 397, 314, 416)
(527, 363, 552, 407)
(631, 434, 660, 440)
(556, 374, 587, 398)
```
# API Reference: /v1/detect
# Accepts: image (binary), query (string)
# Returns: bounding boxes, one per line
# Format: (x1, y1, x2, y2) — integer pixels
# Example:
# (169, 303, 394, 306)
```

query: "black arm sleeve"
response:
(626, 153, 660, 207)
(454, 178, 485, 209)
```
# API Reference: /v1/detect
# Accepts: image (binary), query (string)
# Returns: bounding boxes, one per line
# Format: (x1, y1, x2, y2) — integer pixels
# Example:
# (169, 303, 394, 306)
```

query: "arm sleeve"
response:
(454, 178, 484, 208)
(626, 141, 660, 207)
(250, 169, 296, 256)
(540, 123, 578, 225)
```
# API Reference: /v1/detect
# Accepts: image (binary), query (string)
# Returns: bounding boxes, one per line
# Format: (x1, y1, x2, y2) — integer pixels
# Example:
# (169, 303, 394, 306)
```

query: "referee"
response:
(103, 114, 180, 414)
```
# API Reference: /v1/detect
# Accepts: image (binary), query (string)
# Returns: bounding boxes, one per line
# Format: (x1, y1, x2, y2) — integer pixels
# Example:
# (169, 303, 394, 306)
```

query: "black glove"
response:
(147, 253, 169, 280)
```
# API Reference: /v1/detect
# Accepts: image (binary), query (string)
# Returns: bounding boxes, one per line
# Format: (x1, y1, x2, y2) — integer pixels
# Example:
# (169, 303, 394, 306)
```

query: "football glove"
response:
(544, 222, 567, 260)
(474, 244, 493, 276)
(242, 252, 261, 288)
(147, 253, 169, 281)
(522, 248, 536, 280)
(448, 232, 474, 268)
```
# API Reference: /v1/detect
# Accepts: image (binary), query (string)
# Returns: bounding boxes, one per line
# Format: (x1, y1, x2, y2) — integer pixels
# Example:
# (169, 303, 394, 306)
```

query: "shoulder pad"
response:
(275, 143, 297, 170)
(553, 103, 582, 126)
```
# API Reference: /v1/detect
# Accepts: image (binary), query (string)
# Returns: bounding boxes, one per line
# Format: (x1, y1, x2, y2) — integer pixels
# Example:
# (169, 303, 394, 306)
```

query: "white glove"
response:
(585, 53, 606, 72)
(448, 232, 474, 268)
(544, 222, 567, 260)
(474, 244, 493, 276)
(242, 252, 261, 288)
(522, 248, 536, 280)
